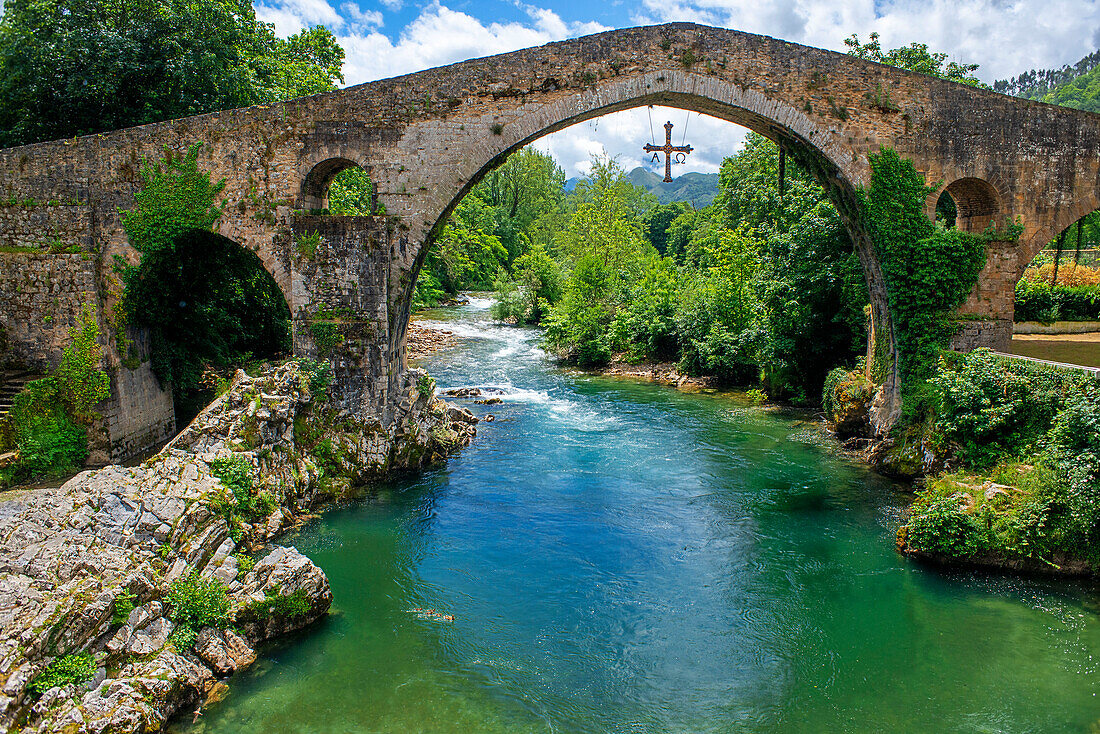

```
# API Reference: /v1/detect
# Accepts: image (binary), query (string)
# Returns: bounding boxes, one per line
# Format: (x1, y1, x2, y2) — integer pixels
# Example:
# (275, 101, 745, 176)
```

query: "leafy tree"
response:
(641, 202, 691, 256)
(717, 134, 867, 400)
(844, 32, 987, 87)
(273, 26, 344, 100)
(328, 167, 375, 215)
(0, 0, 343, 147)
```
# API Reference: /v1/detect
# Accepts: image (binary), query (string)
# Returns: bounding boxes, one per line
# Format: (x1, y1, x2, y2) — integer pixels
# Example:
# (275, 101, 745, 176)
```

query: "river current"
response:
(177, 298, 1100, 733)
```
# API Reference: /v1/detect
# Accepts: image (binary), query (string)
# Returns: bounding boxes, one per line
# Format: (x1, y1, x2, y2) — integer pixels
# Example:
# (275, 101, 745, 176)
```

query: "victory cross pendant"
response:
(644, 121, 693, 183)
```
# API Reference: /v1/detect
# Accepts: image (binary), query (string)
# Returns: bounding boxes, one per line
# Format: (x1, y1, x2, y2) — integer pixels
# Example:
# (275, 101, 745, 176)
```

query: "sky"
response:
(254, 0, 1100, 178)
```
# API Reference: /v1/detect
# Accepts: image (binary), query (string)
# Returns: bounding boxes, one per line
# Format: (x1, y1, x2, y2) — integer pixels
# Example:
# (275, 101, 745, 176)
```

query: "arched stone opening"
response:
(126, 228, 292, 426)
(397, 87, 901, 431)
(300, 157, 364, 212)
(935, 191, 958, 228)
(939, 177, 999, 232)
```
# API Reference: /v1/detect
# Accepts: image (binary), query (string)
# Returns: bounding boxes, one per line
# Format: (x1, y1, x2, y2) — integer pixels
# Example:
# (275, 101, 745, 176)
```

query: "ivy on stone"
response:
(858, 148, 998, 397)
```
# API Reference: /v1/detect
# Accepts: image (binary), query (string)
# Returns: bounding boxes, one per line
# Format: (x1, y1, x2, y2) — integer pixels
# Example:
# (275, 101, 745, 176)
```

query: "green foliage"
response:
(120, 146, 291, 424)
(2, 307, 110, 484)
(245, 587, 311, 620)
(328, 167, 380, 216)
(28, 653, 95, 695)
(997, 49, 1100, 113)
(674, 228, 762, 382)
(418, 148, 565, 298)
(112, 590, 136, 626)
(417, 373, 436, 398)
(309, 318, 343, 357)
(844, 32, 987, 87)
(491, 245, 563, 324)
(1014, 279, 1100, 322)
(296, 359, 332, 401)
(860, 148, 991, 394)
(210, 454, 274, 524)
(931, 349, 1082, 467)
(296, 231, 321, 259)
(167, 572, 229, 649)
(272, 26, 344, 101)
(904, 352, 1100, 566)
(905, 495, 989, 558)
(0, 0, 344, 147)
(822, 367, 874, 422)
(234, 552, 256, 573)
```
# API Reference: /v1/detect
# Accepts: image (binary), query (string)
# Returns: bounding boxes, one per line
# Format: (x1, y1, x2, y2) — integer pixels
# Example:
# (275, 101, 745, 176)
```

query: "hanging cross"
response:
(644, 121, 693, 183)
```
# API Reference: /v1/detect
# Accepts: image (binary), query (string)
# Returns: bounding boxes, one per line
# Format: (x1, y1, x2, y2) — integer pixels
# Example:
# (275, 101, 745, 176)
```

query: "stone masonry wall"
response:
(0, 204, 92, 253)
(286, 214, 400, 420)
(0, 251, 98, 371)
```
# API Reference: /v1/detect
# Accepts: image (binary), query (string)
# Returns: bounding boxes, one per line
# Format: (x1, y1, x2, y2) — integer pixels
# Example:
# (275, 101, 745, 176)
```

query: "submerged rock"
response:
(0, 362, 476, 733)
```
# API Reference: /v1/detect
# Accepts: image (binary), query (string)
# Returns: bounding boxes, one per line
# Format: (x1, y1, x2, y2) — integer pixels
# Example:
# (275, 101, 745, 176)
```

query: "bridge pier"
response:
(284, 213, 412, 425)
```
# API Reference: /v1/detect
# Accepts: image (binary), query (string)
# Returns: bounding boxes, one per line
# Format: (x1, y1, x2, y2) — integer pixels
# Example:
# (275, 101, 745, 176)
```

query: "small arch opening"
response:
(939, 177, 999, 232)
(935, 191, 957, 228)
(301, 158, 378, 214)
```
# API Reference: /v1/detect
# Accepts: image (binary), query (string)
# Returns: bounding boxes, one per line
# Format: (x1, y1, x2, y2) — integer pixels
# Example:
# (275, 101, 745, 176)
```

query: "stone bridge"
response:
(0, 22, 1098, 456)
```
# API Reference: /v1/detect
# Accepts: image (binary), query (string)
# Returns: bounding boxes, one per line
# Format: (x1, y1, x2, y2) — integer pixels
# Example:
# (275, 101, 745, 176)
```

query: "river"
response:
(175, 298, 1100, 733)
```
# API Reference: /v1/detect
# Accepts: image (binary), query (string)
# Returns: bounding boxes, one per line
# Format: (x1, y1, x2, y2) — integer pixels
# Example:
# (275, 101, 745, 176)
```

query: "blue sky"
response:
(254, 0, 1100, 177)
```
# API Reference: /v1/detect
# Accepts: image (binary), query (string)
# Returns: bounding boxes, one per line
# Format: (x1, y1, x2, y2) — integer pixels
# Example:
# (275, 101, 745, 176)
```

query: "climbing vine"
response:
(119, 145, 291, 425)
(858, 147, 1019, 401)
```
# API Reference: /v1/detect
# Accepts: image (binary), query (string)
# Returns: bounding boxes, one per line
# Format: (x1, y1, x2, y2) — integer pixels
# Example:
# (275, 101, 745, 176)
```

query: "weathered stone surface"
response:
(0, 361, 474, 733)
(193, 629, 256, 676)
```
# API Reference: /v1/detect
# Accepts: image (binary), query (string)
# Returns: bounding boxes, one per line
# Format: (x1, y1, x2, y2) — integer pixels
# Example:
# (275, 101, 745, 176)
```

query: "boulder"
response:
(194, 628, 257, 675)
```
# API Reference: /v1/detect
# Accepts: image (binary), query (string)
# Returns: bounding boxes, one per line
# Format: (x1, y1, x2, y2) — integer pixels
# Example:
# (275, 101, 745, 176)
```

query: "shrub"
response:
(210, 455, 274, 524)
(112, 590, 136, 626)
(296, 359, 332, 401)
(167, 573, 230, 648)
(905, 496, 988, 558)
(1015, 278, 1100, 322)
(245, 587, 311, 620)
(28, 653, 96, 695)
(930, 349, 1083, 467)
(417, 373, 436, 398)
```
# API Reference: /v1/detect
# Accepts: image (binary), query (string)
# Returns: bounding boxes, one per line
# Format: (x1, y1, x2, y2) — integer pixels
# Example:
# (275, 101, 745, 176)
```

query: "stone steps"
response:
(0, 369, 42, 416)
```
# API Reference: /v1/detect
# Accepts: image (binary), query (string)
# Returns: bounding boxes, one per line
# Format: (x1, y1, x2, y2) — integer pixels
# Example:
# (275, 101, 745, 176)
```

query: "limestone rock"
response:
(0, 362, 475, 732)
(194, 628, 257, 675)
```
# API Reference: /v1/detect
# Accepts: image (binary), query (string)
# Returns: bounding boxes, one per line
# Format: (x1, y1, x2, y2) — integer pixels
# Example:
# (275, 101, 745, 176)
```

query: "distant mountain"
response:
(996, 49, 1100, 113)
(564, 167, 719, 206)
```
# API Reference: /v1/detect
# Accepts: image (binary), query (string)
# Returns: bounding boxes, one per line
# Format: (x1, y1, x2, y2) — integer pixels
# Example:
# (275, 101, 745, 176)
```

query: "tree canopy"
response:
(0, 0, 343, 147)
(844, 32, 987, 87)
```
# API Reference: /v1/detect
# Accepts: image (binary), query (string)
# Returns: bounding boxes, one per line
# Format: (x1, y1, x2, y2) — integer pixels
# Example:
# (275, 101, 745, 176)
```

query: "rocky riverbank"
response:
(581, 359, 717, 389)
(407, 321, 459, 361)
(0, 362, 477, 733)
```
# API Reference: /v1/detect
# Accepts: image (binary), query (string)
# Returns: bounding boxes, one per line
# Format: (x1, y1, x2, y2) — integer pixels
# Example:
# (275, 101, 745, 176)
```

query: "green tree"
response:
(844, 32, 987, 87)
(0, 0, 343, 147)
(273, 26, 344, 100)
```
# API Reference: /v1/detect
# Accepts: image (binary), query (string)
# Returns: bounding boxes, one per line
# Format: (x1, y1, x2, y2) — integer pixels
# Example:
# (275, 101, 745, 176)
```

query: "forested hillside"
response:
(995, 49, 1100, 112)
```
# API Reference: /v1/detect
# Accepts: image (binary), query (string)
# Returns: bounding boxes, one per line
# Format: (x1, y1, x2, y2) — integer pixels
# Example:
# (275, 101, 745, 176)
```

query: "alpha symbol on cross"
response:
(644, 121, 693, 183)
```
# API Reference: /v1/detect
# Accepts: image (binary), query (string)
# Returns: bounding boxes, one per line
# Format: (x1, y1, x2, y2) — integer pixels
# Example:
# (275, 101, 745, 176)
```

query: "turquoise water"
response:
(177, 299, 1100, 733)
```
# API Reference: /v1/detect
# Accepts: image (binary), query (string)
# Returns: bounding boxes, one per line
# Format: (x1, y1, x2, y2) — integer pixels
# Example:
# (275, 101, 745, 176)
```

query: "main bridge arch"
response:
(365, 76, 901, 425)
(1, 22, 1099, 455)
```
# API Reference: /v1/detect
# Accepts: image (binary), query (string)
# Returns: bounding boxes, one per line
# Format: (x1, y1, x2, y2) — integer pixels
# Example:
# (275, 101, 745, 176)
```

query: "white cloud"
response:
(256, 0, 344, 35)
(341, 3, 382, 29)
(631, 0, 1100, 82)
(334, 2, 610, 84)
